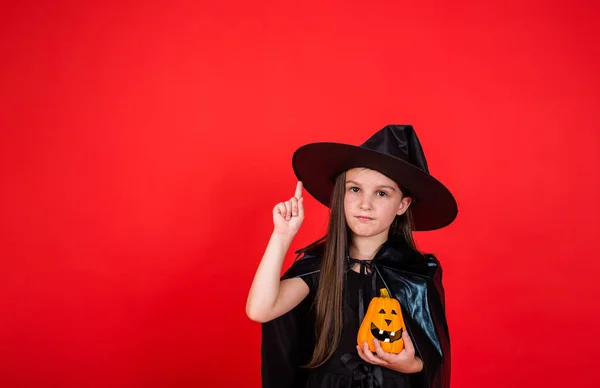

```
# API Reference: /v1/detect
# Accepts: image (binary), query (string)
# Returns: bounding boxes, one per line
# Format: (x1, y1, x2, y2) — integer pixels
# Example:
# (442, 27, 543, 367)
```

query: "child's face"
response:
(343, 168, 411, 238)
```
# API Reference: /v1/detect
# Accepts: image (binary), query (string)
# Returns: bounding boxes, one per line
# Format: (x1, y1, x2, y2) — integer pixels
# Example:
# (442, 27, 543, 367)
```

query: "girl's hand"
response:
(273, 181, 304, 238)
(356, 330, 424, 374)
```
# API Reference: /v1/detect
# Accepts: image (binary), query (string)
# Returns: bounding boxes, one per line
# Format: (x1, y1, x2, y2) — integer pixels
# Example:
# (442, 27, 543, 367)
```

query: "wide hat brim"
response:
(292, 142, 458, 231)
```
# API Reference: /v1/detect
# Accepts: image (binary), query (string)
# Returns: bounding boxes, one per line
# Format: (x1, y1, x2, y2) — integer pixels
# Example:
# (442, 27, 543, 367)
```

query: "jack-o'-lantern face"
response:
(357, 288, 407, 354)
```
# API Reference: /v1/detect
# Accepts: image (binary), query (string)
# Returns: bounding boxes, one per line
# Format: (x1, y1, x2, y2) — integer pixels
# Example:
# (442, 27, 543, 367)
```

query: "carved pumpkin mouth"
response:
(370, 323, 403, 343)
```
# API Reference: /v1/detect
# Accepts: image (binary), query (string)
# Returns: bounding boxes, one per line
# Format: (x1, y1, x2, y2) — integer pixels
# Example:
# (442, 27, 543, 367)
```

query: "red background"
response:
(1, 1, 599, 387)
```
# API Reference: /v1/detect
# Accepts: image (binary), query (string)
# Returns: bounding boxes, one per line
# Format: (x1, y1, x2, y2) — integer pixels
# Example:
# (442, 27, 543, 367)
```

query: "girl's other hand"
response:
(273, 181, 304, 238)
(356, 330, 424, 374)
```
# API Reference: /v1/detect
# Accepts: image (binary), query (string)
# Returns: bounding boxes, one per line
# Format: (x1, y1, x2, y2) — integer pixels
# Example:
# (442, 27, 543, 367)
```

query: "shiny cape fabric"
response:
(260, 235, 450, 388)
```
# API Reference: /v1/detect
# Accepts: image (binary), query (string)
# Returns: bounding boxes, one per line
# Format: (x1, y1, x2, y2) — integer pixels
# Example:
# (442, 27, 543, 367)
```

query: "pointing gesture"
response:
(273, 181, 305, 238)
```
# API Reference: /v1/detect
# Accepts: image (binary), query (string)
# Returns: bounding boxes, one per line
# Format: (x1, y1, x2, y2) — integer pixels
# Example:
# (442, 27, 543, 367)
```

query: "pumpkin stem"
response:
(380, 288, 390, 298)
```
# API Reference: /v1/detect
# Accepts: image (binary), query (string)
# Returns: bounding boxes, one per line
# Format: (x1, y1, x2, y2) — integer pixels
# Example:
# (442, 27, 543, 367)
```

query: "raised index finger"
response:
(294, 181, 303, 199)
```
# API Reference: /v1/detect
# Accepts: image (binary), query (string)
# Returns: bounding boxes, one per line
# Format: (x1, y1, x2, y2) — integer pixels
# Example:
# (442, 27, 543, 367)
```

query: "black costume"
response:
(261, 234, 450, 388)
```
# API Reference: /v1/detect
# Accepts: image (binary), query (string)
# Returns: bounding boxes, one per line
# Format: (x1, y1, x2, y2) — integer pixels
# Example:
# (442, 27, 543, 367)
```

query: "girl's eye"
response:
(377, 191, 388, 197)
(349, 187, 360, 193)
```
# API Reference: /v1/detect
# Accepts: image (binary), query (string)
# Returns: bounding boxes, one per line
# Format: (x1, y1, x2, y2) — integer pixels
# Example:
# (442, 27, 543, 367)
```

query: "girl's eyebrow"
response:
(345, 180, 397, 191)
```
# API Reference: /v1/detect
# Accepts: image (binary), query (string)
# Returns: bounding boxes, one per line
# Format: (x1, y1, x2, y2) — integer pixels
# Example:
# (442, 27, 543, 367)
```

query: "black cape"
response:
(261, 235, 451, 388)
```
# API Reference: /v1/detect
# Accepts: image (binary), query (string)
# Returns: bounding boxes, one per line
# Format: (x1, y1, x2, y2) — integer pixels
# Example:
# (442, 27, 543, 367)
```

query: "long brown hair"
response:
(305, 170, 418, 368)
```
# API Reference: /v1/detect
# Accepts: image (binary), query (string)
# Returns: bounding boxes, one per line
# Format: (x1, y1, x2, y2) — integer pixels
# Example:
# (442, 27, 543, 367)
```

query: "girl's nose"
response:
(359, 196, 372, 210)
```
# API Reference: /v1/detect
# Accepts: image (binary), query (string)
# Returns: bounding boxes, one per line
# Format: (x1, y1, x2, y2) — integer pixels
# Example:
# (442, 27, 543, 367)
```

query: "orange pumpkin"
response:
(357, 288, 406, 354)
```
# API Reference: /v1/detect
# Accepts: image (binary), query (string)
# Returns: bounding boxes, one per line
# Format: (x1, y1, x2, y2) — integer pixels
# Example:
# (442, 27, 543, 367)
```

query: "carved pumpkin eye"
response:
(378, 309, 386, 314)
(392, 310, 397, 315)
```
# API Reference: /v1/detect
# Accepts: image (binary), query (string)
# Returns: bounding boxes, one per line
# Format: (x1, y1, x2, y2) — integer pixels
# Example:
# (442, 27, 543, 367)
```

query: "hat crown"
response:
(360, 125, 430, 174)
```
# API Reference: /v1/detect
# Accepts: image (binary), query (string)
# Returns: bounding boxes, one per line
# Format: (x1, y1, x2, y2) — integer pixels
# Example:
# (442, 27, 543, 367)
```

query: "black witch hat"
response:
(291, 124, 458, 231)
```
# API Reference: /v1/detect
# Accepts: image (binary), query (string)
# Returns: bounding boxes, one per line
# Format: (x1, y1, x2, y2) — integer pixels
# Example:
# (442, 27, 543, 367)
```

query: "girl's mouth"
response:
(356, 216, 374, 221)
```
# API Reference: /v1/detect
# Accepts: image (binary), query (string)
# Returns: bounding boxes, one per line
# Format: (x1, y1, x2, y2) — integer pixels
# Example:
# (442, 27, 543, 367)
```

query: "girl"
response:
(247, 125, 457, 388)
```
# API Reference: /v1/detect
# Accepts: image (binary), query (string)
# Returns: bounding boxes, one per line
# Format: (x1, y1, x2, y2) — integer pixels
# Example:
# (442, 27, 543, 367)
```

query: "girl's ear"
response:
(396, 196, 412, 216)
